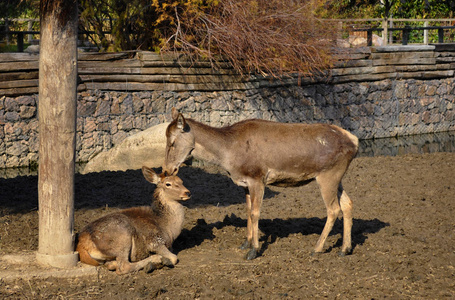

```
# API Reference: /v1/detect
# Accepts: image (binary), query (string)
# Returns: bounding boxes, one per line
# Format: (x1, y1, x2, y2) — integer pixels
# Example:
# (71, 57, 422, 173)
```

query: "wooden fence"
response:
(1, 44, 455, 97)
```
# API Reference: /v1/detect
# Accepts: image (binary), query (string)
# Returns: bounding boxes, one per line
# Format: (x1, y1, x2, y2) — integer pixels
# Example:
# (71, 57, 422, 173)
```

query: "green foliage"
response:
(0, 0, 38, 20)
(388, 0, 454, 18)
(316, 0, 380, 19)
(317, 0, 455, 19)
(0, 1, 38, 49)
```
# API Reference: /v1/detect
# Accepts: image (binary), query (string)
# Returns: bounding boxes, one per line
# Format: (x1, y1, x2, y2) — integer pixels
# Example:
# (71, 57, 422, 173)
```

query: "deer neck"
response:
(187, 119, 231, 166)
(152, 189, 185, 241)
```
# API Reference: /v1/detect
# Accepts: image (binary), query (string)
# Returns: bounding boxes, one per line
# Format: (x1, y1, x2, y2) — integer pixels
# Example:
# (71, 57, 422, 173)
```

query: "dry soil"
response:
(0, 153, 454, 299)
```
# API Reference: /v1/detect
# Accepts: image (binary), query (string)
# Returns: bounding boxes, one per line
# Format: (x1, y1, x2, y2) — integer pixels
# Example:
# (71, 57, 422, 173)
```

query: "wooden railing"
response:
(1, 45, 455, 97)
(1, 31, 40, 52)
(334, 18, 455, 46)
(351, 25, 455, 46)
(3, 18, 455, 52)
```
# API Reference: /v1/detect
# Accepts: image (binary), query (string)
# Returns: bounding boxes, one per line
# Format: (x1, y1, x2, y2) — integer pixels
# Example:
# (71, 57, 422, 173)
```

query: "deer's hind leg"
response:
(103, 235, 165, 274)
(108, 254, 164, 275)
(314, 168, 350, 255)
(339, 184, 353, 255)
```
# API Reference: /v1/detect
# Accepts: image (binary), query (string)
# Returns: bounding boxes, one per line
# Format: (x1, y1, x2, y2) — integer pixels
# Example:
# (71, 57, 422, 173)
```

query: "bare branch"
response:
(161, 0, 338, 78)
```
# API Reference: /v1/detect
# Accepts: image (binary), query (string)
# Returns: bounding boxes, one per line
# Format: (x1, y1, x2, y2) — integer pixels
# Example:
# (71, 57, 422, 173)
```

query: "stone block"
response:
(210, 97, 230, 110)
(95, 100, 111, 117)
(82, 132, 95, 149)
(6, 141, 28, 156)
(96, 122, 110, 132)
(4, 98, 19, 112)
(19, 106, 36, 119)
(16, 96, 35, 106)
(426, 85, 437, 96)
(420, 97, 435, 108)
(6, 155, 20, 168)
(5, 112, 19, 122)
(120, 95, 133, 114)
(119, 115, 134, 131)
(178, 97, 196, 112)
(78, 101, 97, 117)
(132, 96, 144, 113)
(84, 118, 96, 133)
(110, 98, 121, 115)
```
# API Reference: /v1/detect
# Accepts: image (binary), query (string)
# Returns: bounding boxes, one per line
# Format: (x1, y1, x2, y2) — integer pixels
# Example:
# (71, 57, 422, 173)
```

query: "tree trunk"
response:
(36, 0, 79, 268)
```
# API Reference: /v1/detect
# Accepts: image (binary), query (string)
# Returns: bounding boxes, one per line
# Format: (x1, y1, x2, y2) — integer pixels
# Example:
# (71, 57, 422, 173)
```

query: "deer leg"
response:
(244, 180, 265, 260)
(104, 238, 166, 274)
(314, 172, 342, 254)
(339, 184, 353, 256)
(113, 254, 165, 275)
(240, 188, 253, 250)
(152, 244, 179, 267)
(105, 260, 118, 271)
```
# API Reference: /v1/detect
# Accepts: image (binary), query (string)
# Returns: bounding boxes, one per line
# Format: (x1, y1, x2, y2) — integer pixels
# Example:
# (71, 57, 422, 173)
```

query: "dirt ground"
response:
(0, 152, 454, 299)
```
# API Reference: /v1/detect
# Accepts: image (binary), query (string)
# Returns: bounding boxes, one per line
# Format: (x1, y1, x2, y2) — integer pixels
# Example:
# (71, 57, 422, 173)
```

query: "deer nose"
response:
(183, 191, 191, 200)
(171, 167, 179, 175)
(163, 166, 178, 175)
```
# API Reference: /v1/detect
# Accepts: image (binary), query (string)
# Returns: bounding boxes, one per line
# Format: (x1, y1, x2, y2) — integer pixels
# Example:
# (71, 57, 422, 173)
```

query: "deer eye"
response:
(166, 183, 172, 187)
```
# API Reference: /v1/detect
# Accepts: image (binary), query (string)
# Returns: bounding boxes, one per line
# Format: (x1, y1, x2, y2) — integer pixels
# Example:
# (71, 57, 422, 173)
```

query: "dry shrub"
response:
(163, 0, 339, 78)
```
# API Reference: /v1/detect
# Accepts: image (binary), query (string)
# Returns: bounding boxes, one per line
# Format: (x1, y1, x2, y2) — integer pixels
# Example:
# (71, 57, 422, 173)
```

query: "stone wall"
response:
(1, 76, 454, 169)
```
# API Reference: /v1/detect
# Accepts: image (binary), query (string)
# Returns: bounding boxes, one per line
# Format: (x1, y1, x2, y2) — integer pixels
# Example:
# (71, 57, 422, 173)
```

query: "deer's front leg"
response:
(243, 181, 265, 260)
(240, 188, 253, 251)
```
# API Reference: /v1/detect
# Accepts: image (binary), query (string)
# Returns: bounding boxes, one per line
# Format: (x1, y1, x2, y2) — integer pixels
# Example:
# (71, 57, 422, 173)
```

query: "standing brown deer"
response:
(76, 166, 191, 274)
(164, 108, 358, 260)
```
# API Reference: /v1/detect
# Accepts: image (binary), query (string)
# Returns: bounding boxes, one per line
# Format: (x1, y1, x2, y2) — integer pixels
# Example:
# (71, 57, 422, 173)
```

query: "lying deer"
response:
(76, 166, 191, 274)
(164, 108, 358, 260)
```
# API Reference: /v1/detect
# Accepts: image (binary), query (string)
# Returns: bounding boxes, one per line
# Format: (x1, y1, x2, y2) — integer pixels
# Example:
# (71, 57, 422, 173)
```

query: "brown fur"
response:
(164, 108, 358, 260)
(76, 166, 191, 274)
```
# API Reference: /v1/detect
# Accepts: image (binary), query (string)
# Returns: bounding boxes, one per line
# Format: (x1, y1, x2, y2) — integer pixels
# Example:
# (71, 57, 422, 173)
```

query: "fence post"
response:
(424, 21, 429, 44)
(17, 32, 24, 52)
(438, 28, 444, 43)
(382, 19, 388, 46)
(337, 21, 343, 41)
(367, 29, 373, 46)
(5, 18, 9, 45)
(27, 20, 33, 42)
(389, 17, 394, 45)
(402, 26, 410, 45)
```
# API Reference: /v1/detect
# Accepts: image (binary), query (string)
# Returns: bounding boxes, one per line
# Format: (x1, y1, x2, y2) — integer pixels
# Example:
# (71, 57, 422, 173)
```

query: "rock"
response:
(24, 45, 40, 53)
(82, 122, 169, 173)
(372, 34, 383, 46)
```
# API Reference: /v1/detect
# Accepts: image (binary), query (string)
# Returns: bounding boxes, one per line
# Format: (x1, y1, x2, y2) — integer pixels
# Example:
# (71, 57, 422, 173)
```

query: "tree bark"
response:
(36, 0, 79, 268)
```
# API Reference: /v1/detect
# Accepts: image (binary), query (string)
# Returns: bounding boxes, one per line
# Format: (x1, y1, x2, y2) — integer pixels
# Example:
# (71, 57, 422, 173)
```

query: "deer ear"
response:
(171, 107, 179, 120)
(142, 166, 159, 184)
(176, 113, 186, 130)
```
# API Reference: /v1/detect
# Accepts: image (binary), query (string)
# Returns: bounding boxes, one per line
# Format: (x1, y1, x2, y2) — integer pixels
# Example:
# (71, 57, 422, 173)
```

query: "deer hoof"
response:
(240, 240, 251, 250)
(161, 257, 176, 268)
(144, 262, 157, 274)
(339, 248, 352, 257)
(245, 248, 258, 260)
(310, 251, 322, 257)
